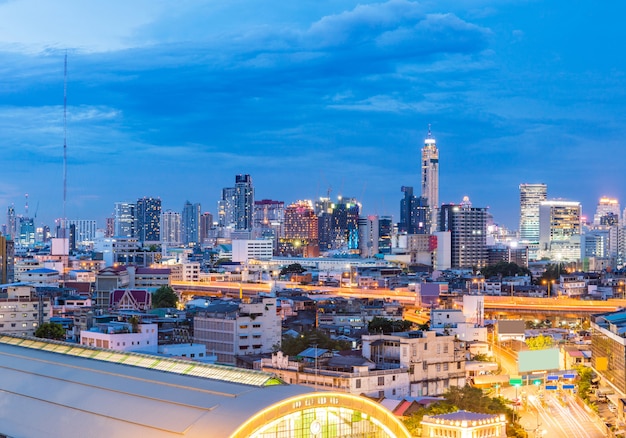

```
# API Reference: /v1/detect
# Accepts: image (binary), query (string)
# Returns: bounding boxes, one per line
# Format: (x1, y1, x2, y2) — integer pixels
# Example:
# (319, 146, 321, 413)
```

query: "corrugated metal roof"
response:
(0, 335, 280, 387)
(0, 334, 311, 438)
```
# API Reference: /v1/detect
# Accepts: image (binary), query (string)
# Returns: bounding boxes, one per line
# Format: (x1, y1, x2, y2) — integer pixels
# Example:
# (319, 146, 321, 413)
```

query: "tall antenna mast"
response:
(63, 52, 67, 233)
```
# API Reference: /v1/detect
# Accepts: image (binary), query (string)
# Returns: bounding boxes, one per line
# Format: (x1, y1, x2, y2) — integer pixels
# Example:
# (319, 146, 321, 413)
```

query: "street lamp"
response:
(542, 279, 555, 298)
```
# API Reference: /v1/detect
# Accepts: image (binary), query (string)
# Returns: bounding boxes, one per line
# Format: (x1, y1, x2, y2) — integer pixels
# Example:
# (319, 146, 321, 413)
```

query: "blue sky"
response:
(0, 0, 625, 231)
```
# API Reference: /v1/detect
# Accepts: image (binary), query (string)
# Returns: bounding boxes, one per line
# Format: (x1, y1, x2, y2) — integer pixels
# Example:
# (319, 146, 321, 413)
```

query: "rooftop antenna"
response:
(427, 123, 432, 138)
(63, 51, 67, 235)
(24, 193, 29, 217)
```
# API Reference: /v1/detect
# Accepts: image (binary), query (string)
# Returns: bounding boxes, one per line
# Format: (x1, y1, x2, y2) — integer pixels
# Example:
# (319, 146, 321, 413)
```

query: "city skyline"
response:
(0, 1, 625, 229)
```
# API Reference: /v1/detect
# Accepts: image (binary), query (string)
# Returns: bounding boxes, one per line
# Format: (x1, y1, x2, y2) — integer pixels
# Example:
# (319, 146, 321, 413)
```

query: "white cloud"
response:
(0, 0, 169, 53)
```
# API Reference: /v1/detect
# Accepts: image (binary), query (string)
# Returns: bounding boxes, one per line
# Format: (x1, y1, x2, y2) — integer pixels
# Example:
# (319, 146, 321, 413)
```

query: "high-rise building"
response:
(378, 216, 393, 255)
(136, 197, 161, 243)
(182, 201, 201, 246)
(332, 197, 360, 252)
(19, 218, 35, 248)
(234, 174, 254, 231)
(594, 197, 620, 226)
(114, 202, 136, 238)
(421, 127, 439, 233)
(67, 220, 97, 248)
(199, 212, 213, 244)
(538, 200, 581, 262)
(399, 186, 430, 234)
(358, 215, 379, 258)
(218, 187, 237, 228)
(253, 199, 284, 242)
(6, 206, 16, 241)
(279, 200, 318, 257)
(105, 217, 115, 237)
(316, 197, 334, 251)
(0, 235, 15, 284)
(161, 210, 182, 247)
(439, 197, 488, 269)
(519, 183, 547, 244)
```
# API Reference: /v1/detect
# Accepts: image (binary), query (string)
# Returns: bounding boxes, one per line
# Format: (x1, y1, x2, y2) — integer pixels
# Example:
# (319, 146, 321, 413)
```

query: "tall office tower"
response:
(519, 183, 547, 243)
(315, 197, 334, 251)
(6, 206, 16, 240)
(68, 223, 76, 252)
(421, 126, 439, 232)
(594, 197, 620, 226)
(378, 216, 393, 254)
(358, 215, 379, 258)
(0, 235, 15, 283)
(332, 197, 361, 252)
(105, 217, 115, 237)
(19, 218, 35, 248)
(538, 200, 581, 262)
(279, 200, 318, 257)
(253, 199, 284, 244)
(114, 202, 136, 238)
(234, 174, 254, 230)
(399, 186, 430, 234)
(41, 225, 51, 243)
(67, 220, 97, 247)
(161, 210, 182, 247)
(182, 201, 201, 246)
(199, 212, 213, 244)
(136, 197, 162, 243)
(439, 197, 488, 269)
(218, 187, 237, 228)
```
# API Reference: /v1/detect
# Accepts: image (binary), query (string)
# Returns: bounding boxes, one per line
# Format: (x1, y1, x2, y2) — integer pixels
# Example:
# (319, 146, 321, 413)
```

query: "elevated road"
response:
(172, 281, 622, 320)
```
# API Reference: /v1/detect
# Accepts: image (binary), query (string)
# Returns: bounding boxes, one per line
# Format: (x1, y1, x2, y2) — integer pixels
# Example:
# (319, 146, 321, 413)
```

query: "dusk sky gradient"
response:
(1, 0, 625, 231)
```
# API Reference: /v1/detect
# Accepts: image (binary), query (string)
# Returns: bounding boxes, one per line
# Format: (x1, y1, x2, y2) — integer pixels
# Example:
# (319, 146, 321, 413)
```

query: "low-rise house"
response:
(17, 268, 60, 287)
(258, 351, 410, 398)
(80, 322, 158, 353)
(362, 330, 465, 397)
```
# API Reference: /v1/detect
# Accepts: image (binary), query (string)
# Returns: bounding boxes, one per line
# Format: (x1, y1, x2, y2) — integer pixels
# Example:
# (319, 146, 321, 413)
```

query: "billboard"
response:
(518, 348, 560, 373)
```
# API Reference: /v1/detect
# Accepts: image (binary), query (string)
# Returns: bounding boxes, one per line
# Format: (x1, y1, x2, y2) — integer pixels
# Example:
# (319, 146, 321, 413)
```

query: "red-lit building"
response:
(279, 200, 319, 257)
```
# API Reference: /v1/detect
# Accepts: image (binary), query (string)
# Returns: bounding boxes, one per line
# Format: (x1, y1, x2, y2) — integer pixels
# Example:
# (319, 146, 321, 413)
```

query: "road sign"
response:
(563, 384, 575, 389)
(547, 375, 559, 381)
(563, 374, 576, 379)
(510, 377, 523, 386)
(546, 385, 558, 390)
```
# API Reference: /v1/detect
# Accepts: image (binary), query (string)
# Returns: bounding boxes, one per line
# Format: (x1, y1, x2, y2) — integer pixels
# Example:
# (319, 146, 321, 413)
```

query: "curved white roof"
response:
(0, 336, 311, 437)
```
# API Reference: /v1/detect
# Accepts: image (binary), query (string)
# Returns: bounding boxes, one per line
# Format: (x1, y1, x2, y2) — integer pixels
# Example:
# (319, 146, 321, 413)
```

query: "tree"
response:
(279, 263, 306, 276)
(34, 322, 66, 341)
(481, 262, 531, 280)
(152, 285, 179, 309)
(128, 315, 140, 333)
(368, 316, 412, 334)
(280, 329, 351, 356)
(403, 385, 522, 437)
(525, 334, 553, 350)
(471, 353, 490, 362)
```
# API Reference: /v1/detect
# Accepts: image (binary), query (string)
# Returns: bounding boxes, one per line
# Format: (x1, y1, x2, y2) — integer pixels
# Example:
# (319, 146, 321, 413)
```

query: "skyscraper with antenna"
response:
(421, 125, 439, 233)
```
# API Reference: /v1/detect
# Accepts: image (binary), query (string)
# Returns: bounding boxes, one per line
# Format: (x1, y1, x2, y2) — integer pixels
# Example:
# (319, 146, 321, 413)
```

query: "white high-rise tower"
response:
(421, 126, 439, 232)
(519, 183, 547, 243)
